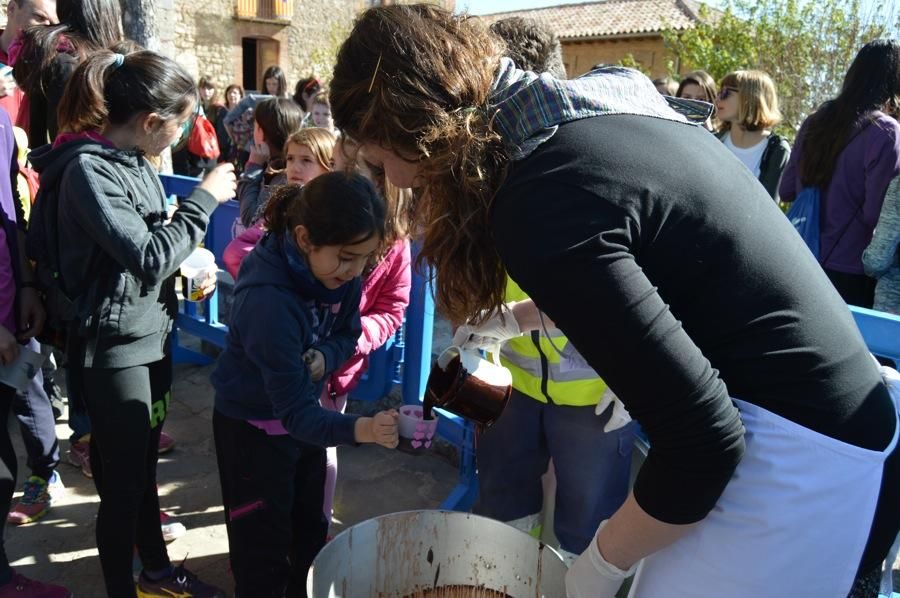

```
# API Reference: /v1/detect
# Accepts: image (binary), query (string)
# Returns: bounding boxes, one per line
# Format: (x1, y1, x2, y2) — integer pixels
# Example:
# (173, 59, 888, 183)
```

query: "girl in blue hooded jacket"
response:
(211, 172, 399, 598)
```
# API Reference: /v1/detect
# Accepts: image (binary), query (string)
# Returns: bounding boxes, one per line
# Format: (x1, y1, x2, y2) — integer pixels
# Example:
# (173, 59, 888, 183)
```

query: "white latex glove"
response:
(595, 388, 632, 433)
(451, 303, 521, 351)
(566, 520, 636, 598)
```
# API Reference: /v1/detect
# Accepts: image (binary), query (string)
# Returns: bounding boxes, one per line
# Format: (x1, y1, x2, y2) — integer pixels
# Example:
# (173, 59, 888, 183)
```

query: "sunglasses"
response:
(718, 87, 739, 101)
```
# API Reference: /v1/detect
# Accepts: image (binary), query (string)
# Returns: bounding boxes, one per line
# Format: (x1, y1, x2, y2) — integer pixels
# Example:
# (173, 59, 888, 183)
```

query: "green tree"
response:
(663, 0, 899, 139)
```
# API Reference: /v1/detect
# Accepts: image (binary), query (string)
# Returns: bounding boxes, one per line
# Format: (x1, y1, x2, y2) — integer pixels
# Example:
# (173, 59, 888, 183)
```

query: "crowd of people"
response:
(0, 0, 897, 597)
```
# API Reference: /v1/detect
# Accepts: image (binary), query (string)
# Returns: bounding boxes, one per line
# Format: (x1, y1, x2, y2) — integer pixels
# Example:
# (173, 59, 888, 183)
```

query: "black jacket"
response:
(29, 139, 218, 367)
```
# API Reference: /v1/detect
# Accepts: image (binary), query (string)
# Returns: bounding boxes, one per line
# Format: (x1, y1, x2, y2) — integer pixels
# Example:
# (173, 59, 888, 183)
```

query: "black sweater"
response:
(491, 115, 895, 547)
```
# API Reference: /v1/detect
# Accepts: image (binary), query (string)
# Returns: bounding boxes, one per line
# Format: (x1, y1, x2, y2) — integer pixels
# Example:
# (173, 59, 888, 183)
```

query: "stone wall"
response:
(172, 0, 362, 93)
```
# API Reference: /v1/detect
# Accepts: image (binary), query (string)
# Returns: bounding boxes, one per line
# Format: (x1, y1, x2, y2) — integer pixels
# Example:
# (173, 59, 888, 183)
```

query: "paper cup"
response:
(179, 247, 217, 302)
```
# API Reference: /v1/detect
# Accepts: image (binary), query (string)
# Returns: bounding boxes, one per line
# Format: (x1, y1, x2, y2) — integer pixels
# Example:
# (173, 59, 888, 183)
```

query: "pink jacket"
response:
(223, 222, 264, 279)
(329, 239, 411, 395)
(225, 229, 412, 396)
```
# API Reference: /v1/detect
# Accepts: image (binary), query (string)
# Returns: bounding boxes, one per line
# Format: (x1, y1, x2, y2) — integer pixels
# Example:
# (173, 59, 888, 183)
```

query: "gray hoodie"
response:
(29, 138, 219, 367)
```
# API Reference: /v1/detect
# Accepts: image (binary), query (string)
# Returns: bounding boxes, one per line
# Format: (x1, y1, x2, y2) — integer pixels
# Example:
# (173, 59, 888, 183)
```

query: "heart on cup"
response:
(424, 440, 432, 448)
(411, 440, 423, 449)
(413, 431, 425, 440)
(415, 423, 426, 433)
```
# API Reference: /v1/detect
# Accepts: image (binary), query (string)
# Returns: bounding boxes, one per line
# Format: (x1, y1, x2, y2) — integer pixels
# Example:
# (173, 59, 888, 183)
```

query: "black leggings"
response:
(75, 352, 173, 598)
(214, 409, 328, 598)
(0, 384, 16, 580)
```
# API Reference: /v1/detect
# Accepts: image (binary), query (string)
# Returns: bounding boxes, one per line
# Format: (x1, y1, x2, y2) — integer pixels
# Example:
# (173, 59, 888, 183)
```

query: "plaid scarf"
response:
(488, 58, 713, 160)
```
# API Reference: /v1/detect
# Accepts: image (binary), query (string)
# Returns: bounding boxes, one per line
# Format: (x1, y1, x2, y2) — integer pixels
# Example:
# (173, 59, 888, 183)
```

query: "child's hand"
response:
(248, 141, 270, 165)
(373, 410, 399, 448)
(354, 410, 399, 448)
(303, 348, 325, 382)
(199, 163, 237, 203)
(0, 325, 19, 365)
(198, 270, 218, 299)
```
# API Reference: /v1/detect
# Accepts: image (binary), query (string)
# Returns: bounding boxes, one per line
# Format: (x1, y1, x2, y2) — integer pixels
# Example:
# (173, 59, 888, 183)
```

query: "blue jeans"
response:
(11, 339, 60, 481)
(474, 388, 635, 553)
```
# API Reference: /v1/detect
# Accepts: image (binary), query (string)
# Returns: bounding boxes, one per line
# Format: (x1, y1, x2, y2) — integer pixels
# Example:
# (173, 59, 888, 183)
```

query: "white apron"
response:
(628, 392, 900, 598)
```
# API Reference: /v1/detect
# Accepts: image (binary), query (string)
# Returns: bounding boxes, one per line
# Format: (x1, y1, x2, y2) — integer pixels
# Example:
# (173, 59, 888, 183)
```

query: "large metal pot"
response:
(307, 510, 567, 597)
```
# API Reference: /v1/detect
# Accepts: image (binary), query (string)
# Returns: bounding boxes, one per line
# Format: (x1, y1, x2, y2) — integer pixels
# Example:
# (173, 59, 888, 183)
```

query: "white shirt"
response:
(723, 132, 768, 177)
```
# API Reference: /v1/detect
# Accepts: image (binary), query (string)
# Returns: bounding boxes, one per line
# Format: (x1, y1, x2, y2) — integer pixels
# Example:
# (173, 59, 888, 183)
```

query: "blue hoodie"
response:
(212, 231, 362, 446)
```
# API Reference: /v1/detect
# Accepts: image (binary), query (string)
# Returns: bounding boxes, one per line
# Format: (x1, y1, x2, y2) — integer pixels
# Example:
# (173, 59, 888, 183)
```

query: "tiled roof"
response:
(478, 0, 704, 40)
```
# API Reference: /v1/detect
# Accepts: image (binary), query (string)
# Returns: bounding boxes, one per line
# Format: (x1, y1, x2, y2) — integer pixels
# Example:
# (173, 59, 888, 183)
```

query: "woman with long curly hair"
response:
(330, 5, 900, 597)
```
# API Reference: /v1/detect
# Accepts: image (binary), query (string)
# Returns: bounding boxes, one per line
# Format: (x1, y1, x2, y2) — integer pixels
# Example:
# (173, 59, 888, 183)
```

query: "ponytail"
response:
(263, 184, 304, 235)
(58, 50, 198, 134)
(265, 173, 385, 248)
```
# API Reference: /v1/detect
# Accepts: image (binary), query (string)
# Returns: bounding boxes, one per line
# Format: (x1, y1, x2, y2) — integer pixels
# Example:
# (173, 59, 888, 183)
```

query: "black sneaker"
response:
(136, 563, 225, 598)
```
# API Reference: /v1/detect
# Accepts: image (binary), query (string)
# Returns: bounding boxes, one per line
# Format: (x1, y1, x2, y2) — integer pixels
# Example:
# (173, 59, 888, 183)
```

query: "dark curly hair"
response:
(489, 16, 566, 78)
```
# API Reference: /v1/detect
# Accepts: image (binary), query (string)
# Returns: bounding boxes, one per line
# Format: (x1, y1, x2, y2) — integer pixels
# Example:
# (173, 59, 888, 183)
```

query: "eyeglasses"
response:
(717, 87, 739, 101)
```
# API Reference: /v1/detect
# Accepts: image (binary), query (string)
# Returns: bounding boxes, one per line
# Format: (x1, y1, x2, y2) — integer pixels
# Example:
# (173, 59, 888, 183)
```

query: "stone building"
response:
(478, 0, 707, 79)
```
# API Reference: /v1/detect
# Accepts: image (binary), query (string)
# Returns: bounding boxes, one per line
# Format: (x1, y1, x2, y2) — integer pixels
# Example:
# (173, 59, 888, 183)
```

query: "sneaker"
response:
(160, 511, 187, 542)
(66, 439, 92, 478)
(0, 572, 72, 597)
(46, 470, 64, 491)
(45, 383, 65, 421)
(157, 432, 176, 454)
(7, 473, 57, 525)
(136, 563, 225, 598)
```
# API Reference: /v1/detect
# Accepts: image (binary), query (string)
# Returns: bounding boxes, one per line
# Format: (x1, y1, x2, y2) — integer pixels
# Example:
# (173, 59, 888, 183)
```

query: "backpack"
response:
(786, 186, 821, 260)
(188, 113, 220, 161)
(25, 164, 82, 349)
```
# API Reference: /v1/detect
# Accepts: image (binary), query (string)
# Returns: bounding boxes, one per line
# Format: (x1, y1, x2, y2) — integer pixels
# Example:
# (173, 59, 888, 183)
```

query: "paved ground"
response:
(5, 360, 460, 597)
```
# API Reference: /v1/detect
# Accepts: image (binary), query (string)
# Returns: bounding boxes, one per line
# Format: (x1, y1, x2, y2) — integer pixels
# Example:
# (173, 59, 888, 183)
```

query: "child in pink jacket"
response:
(223, 128, 336, 278)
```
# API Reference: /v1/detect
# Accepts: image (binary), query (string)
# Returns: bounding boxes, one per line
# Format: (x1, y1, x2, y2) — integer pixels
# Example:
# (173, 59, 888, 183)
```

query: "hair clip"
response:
(367, 53, 382, 94)
(112, 53, 125, 69)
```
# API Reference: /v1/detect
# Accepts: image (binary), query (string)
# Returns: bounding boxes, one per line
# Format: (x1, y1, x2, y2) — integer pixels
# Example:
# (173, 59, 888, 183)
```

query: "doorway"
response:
(241, 37, 280, 93)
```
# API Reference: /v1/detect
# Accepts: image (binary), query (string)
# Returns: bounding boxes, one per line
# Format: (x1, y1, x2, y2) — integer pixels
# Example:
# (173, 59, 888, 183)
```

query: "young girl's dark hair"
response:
(262, 65, 288, 97)
(800, 39, 900, 188)
(676, 70, 717, 104)
(57, 50, 198, 134)
(14, 0, 123, 96)
(293, 76, 322, 110)
(254, 97, 304, 159)
(265, 173, 386, 248)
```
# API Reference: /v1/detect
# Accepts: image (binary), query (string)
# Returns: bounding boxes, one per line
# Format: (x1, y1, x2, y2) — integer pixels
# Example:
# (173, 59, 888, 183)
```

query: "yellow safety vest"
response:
(497, 278, 607, 406)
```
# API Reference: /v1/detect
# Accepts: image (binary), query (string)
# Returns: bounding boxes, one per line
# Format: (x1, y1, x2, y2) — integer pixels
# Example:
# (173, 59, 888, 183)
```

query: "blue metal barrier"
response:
(160, 174, 232, 365)
(849, 306, 900, 364)
(160, 174, 478, 510)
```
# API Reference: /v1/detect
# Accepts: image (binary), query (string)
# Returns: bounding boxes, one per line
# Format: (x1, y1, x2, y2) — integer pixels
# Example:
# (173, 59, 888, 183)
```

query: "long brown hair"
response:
(334, 136, 410, 250)
(799, 39, 900, 188)
(58, 50, 197, 134)
(331, 4, 509, 323)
